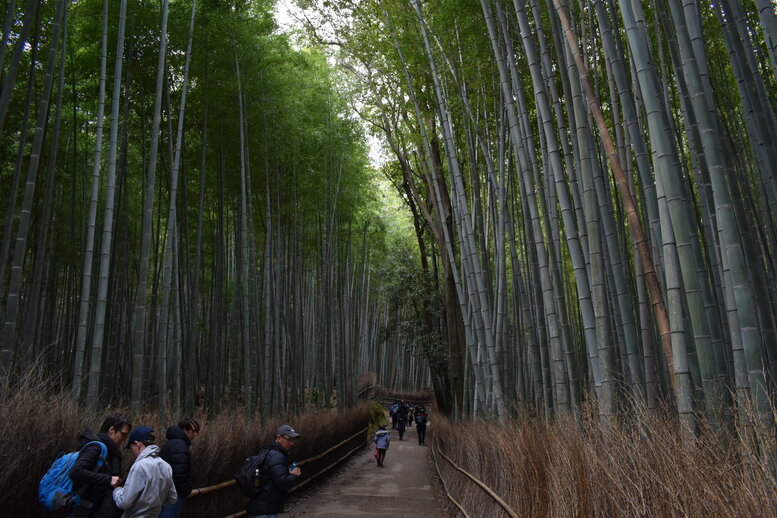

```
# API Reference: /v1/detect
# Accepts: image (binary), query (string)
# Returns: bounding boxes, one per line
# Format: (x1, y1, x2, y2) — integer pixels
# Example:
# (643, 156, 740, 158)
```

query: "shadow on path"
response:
(283, 423, 445, 517)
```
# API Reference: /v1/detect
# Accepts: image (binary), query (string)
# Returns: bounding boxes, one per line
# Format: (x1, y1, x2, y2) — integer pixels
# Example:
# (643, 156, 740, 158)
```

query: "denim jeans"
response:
(159, 496, 185, 518)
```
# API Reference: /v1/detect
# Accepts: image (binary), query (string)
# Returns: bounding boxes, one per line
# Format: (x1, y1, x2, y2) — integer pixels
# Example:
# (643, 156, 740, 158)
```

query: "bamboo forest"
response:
(2, 0, 777, 516)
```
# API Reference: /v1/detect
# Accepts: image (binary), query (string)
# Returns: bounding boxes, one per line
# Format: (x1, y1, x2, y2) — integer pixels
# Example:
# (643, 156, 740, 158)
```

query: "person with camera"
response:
(246, 424, 302, 518)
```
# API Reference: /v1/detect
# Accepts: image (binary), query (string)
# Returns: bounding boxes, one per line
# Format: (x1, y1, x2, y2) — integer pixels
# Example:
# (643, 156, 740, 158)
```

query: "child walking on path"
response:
(283, 419, 444, 517)
(373, 425, 391, 467)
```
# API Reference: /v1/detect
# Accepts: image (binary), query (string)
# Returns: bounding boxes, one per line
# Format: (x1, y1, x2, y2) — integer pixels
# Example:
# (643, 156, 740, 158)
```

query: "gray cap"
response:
(276, 424, 301, 438)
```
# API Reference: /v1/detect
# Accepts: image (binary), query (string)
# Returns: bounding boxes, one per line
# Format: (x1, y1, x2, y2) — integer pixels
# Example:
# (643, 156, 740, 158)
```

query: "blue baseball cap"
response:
(126, 426, 154, 447)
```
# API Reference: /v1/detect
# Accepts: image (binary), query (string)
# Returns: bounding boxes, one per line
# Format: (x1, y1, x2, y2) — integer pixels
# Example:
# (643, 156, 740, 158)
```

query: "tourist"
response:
(70, 412, 131, 518)
(396, 415, 406, 441)
(373, 424, 391, 467)
(245, 424, 302, 518)
(159, 418, 200, 518)
(113, 427, 177, 517)
(415, 406, 428, 445)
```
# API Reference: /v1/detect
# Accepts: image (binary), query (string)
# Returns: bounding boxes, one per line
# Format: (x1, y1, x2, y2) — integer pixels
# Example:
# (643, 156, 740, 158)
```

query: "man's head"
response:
(126, 426, 155, 457)
(178, 417, 200, 442)
(275, 424, 301, 450)
(100, 412, 132, 448)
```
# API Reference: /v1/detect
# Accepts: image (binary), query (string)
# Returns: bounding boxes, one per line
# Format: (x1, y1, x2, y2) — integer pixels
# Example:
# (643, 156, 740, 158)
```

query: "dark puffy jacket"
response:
(160, 426, 192, 497)
(245, 443, 299, 516)
(69, 430, 123, 518)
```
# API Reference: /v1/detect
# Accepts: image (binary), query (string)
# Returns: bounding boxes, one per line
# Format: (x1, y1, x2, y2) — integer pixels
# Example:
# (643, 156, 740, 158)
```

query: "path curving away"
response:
(283, 423, 446, 517)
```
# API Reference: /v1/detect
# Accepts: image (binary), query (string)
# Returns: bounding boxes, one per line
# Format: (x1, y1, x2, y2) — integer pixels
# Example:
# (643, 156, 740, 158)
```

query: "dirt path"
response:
(283, 423, 446, 517)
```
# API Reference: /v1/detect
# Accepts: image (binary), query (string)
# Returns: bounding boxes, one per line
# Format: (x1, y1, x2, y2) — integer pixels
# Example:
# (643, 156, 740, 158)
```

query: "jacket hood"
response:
(136, 443, 161, 462)
(75, 429, 100, 448)
(165, 425, 190, 444)
(76, 429, 122, 459)
(268, 441, 290, 456)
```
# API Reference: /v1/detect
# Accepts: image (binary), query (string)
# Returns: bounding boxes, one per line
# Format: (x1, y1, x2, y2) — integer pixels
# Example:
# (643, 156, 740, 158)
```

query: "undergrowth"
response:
(0, 371, 370, 517)
(431, 405, 777, 517)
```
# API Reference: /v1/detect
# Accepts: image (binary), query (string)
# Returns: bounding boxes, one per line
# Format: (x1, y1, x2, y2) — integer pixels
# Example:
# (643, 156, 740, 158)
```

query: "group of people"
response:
(388, 400, 429, 444)
(66, 413, 302, 518)
(375, 401, 430, 467)
(67, 413, 198, 518)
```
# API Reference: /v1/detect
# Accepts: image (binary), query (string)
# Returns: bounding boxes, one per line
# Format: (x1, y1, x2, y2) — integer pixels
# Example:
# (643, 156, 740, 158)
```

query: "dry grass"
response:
(11, 370, 775, 517)
(189, 405, 371, 517)
(0, 370, 88, 517)
(0, 372, 370, 517)
(431, 406, 777, 517)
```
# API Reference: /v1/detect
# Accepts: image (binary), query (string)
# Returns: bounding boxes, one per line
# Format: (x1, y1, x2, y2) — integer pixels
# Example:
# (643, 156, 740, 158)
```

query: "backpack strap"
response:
(256, 448, 272, 483)
(81, 441, 109, 469)
(70, 441, 109, 510)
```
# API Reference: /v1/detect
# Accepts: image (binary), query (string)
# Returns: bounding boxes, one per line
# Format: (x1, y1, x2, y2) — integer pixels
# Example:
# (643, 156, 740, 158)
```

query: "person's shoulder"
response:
(264, 444, 286, 459)
(156, 455, 174, 474)
(165, 425, 189, 442)
(261, 448, 286, 471)
(75, 430, 100, 449)
(164, 436, 188, 452)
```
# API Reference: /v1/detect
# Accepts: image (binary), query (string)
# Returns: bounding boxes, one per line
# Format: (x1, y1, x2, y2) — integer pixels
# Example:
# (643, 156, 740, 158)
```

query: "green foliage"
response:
(367, 400, 388, 437)
(376, 237, 447, 367)
(44, 0, 380, 278)
(0, 0, 390, 407)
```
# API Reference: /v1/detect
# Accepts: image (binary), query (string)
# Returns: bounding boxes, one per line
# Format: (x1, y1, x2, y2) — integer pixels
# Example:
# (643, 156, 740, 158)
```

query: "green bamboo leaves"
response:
(320, 0, 777, 425)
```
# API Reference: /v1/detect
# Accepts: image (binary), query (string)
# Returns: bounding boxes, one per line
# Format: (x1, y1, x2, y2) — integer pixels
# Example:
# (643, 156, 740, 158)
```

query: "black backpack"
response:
(234, 448, 270, 496)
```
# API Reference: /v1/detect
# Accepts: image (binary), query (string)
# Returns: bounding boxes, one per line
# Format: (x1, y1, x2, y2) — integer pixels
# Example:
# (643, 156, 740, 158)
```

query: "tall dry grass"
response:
(189, 405, 371, 517)
(0, 371, 370, 517)
(0, 370, 89, 517)
(432, 406, 777, 517)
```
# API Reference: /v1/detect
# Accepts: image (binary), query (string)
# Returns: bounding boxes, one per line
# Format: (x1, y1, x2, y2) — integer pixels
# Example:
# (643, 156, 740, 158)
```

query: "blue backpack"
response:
(38, 440, 108, 510)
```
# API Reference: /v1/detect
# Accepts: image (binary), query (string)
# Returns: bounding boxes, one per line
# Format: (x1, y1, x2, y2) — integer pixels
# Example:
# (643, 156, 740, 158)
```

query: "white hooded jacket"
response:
(374, 428, 391, 449)
(113, 444, 178, 518)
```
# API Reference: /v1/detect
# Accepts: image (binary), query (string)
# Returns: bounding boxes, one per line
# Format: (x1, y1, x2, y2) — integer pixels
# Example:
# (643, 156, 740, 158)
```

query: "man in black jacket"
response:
(69, 412, 132, 518)
(159, 417, 200, 518)
(246, 424, 302, 518)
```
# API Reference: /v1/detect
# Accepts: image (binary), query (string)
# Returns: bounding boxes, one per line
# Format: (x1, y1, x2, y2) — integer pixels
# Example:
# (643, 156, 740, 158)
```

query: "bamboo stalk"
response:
(551, 0, 676, 392)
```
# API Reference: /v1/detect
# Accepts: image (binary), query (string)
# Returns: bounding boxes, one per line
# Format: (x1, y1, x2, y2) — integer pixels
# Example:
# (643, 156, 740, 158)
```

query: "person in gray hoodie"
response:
(112, 427, 177, 518)
(373, 425, 391, 467)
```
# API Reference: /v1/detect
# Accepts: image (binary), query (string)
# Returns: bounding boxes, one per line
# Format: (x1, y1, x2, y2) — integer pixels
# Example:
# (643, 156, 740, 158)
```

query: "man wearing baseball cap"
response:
(245, 424, 302, 518)
(113, 427, 177, 517)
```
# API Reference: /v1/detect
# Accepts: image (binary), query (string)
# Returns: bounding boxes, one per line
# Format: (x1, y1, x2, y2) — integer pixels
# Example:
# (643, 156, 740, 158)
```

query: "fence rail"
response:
(432, 441, 520, 518)
(373, 395, 434, 406)
(186, 426, 368, 517)
(430, 441, 471, 518)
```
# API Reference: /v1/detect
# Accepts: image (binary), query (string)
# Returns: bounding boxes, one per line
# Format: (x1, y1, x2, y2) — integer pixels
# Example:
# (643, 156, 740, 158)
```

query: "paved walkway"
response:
(284, 423, 445, 517)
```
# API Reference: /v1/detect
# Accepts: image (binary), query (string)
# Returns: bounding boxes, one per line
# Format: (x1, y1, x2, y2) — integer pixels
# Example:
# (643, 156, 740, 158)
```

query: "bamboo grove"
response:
(0, 0, 433, 419)
(300, 0, 777, 429)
